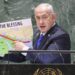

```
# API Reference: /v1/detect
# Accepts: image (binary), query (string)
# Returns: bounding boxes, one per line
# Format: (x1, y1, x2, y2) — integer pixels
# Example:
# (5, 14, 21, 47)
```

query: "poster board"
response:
(0, 18, 33, 56)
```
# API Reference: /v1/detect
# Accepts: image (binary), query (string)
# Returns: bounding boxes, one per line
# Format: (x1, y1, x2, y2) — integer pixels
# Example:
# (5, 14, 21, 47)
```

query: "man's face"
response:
(35, 9, 56, 33)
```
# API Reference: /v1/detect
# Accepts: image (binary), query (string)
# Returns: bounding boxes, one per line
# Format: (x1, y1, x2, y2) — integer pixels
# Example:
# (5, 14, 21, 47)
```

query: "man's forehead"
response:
(35, 11, 49, 17)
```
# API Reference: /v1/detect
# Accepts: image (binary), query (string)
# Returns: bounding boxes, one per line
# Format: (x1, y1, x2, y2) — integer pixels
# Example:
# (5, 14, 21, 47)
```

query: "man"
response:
(4, 3, 71, 64)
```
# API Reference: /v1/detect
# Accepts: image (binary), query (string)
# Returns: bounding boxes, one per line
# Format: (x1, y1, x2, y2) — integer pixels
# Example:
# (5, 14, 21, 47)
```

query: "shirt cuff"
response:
(21, 46, 29, 56)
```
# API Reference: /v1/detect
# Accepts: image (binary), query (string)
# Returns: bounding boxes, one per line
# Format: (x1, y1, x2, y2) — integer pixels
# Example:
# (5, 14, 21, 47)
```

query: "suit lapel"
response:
(33, 32, 40, 49)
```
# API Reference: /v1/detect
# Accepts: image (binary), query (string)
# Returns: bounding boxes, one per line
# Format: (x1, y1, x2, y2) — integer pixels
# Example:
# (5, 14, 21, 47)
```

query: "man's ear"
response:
(52, 13, 57, 22)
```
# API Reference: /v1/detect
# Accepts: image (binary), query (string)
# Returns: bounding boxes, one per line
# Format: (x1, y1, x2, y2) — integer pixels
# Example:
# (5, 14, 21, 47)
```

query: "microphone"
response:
(54, 42, 64, 63)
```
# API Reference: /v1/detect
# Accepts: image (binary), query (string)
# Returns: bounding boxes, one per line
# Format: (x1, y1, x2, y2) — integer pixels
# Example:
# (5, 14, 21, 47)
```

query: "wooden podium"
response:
(0, 63, 75, 75)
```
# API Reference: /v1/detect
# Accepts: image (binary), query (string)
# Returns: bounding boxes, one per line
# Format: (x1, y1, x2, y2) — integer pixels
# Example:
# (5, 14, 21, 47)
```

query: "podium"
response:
(0, 64, 75, 75)
(0, 50, 75, 75)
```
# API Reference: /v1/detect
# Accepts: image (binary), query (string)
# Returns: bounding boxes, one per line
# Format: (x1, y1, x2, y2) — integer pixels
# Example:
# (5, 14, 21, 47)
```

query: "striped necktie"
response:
(37, 34, 44, 48)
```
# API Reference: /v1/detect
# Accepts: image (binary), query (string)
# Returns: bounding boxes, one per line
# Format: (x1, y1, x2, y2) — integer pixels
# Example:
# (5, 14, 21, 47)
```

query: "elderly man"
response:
(4, 3, 71, 64)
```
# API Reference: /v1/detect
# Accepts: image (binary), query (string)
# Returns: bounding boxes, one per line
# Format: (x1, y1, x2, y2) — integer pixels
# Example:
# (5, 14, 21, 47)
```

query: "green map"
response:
(0, 37, 14, 56)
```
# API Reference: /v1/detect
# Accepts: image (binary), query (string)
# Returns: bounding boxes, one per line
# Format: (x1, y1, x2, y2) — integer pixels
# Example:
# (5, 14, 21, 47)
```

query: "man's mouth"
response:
(40, 26, 45, 28)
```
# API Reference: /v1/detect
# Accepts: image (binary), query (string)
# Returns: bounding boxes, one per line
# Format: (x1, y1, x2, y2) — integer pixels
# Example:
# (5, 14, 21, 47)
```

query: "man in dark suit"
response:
(30, 23, 71, 64)
(3, 3, 71, 64)
(26, 3, 71, 64)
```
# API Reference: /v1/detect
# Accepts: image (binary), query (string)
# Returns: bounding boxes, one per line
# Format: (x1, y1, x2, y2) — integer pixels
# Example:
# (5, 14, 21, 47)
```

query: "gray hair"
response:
(35, 3, 55, 13)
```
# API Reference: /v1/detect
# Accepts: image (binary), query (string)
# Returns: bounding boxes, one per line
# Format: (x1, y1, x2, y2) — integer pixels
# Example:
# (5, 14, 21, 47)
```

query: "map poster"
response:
(0, 18, 33, 56)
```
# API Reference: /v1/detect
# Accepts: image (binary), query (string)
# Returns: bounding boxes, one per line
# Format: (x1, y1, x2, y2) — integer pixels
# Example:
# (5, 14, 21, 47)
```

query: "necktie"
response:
(37, 34, 44, 48)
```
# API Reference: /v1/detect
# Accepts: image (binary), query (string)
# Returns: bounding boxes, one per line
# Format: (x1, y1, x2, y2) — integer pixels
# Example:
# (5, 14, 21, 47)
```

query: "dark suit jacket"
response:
(26, 24, 71, 64)
(2, 24, 71, 64)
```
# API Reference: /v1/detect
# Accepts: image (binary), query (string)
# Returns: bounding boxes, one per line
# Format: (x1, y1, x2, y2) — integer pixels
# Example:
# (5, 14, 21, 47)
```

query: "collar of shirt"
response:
(40, 32, 45, 36)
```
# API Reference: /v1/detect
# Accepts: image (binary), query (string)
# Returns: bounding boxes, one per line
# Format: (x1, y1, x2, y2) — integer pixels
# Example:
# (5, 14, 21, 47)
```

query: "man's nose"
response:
(39, 19, 43, 24)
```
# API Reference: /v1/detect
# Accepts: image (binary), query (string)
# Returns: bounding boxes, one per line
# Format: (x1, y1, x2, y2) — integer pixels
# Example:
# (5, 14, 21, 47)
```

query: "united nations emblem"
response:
(33, 68, 63, 75)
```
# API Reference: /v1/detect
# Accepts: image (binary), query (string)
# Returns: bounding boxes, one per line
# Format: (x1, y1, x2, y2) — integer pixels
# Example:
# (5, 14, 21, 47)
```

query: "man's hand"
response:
(14, 41, 29, 51)
(14, 41, 25, 51)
